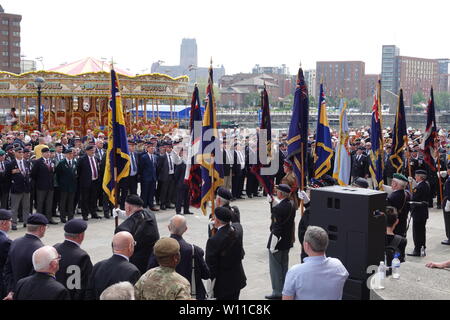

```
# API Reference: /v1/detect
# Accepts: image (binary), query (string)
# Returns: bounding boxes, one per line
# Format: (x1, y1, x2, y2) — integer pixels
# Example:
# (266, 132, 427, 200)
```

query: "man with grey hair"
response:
(148, 215, 210, 299)
(100, 281, 135, 300)
(265, 184, 295, 300)
(387, 173, 411, 238)
(13, 246, 70, 300)
(282, 226, 348, 300)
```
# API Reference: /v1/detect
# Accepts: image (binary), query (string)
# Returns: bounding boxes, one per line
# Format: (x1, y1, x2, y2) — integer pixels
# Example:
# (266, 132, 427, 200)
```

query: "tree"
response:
(412, 91, 426, 106)
(348, 98, 362, 110)
(435, 92, 450, 111)
(244, 92, 261, 108)
(309, 95, 316, 109)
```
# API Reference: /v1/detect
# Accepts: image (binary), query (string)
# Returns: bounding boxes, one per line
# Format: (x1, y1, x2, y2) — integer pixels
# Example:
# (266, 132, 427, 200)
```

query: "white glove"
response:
(267, 194, 273, 203)
(208, 219, 215, 231)
(445, 201, 450, 212)
(112, 208, 126, 219)
(206, 279, 216, 300)
(269, 234, 280, 254)
(408, 176, 414, 184)
(298, 190, 310, 205)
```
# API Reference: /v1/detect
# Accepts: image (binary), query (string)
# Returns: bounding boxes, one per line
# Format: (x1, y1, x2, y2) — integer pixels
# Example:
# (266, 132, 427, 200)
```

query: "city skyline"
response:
(2, 0, 450, 76)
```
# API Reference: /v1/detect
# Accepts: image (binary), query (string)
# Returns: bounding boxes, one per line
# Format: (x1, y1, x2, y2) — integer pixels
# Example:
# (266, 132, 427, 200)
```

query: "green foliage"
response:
(348, 98, 362, 110)
(244, 92, 261, 108)
(412, 91, 426, 106)
(435, 92, 450, 111)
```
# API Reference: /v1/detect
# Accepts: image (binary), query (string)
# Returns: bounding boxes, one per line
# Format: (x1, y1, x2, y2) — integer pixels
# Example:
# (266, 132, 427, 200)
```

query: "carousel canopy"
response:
(48, 57, 133, 76)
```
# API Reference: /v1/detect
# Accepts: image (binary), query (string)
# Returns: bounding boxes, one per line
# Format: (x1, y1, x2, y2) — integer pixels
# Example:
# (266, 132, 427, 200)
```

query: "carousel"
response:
(0, 57, 189, 135)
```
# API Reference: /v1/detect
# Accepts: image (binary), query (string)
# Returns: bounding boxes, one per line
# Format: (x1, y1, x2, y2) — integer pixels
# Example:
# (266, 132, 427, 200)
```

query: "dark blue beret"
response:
(352, 177, 369, 188)
(214, 207, 232, 223)
(85, 145, 95, 151)
(217, 187, 233, 201)
(27, 213, 49, 225)
(415, 170, 427, 176)
(0, 209, 12, 220)
(125, 194, 144, 207)
(276, 184, 291, 193)
(41, 147, 50, 153)
(64, 219, 87, 234)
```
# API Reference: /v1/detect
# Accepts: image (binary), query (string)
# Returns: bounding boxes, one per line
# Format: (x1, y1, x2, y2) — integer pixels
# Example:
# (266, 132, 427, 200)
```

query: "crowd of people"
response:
(0, 121, 449, 301)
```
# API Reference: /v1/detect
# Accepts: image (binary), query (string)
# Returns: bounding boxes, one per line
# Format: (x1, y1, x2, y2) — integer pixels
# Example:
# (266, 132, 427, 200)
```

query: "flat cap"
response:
(125, 194, 144, 207)
(41, 147, 50, 153)
(275, 184, 291, 194)
(352, 177, 369, 188)
(415, 170, 427, 176)
(27, 213, 49, 225)
(64, 219, 88, 234)
(217, 187, 232, 201)
(153, 237, 180, 258)
(214, 207, 232, 223)
(0, 209, 12, 220)
(393, 173, 408, 182)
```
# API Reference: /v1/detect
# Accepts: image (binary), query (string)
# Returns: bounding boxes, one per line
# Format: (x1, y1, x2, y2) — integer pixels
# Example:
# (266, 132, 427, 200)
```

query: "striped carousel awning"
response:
(48, 57, 133, 76)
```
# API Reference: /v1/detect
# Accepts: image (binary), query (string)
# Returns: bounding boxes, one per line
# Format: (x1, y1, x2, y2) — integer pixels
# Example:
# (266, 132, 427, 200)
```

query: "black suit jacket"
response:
(0, 231, 11, 298)
(6, 159, 31, 194)
(13, 272, 70, 300)
(139, 153, 158, 182)
(87, 254, 141, 300)
(351, 154, 369, 178)
(0, 161, 10, 193)
(76, 155, 100, 188)
(115, 209, 160, 274)
(412, 181, 430, 221)
(157, 153, 170, 181)
(148, 234, 210, 300)
(55, 159, 77, 193)
(174, 162, 187, 188)
(54, 240, 93, 300)
(267, 198, 295, 251)
(3, 233, 44, 293)
(30, 158, 54, 190)
(205, 223, 247, 297)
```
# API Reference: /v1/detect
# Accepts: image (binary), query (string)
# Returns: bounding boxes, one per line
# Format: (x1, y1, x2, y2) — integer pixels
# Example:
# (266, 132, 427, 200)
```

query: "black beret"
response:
(63, 148, 73, 154)
(145, 141, 154, 146)
(27, 213, 49, 225)
(23, 149, 30, 153)
(276, 184, 291, 193)
(5, 145, 13, 151)
(41, 147, 50, 153)
(214, 207, 232, 223)
(85, 145, 95, 151)
(352, 177, 369, 188)
(128, 140, 136, 145)
(55, 143, 62, 147)
(217, 187, 233, 201)
(64, 219, 87, 234)
(358, 146, 365, 150)
(415, 170, 427, 176)
(14, 147, 23, 152)
(125, 194, 144, 207)
(0, 209, 12, 220)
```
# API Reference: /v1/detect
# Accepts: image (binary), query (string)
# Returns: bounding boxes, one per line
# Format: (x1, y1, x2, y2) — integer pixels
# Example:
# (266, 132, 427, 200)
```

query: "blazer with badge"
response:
(0, 231, 12, 298)
(411, 180, 430, 221)
(205, 223, 247, 298)
(86, 254, 141, 300)
(351, 154, 369, 178)
(13, 272, 70, 300)
(267, 198, 295, 251)
(30, 157, 54, 191)
(6, 159, 31, 194)
(55, 158, 77, 193)
(76, 155, 100, 188)
(138, 153, 158, 182)
(54, 240, 93, 300)
(3, 233, 44, 293)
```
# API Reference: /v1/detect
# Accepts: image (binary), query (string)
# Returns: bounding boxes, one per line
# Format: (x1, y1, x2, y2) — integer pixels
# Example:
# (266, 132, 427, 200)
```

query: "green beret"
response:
(393, 173, 408, 182)
(0, 150, 5, 156)
(153, 237, 180, 258)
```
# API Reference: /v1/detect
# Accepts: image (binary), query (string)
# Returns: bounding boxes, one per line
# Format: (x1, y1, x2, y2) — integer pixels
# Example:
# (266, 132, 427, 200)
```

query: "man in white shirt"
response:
(282, 226, 349, 300)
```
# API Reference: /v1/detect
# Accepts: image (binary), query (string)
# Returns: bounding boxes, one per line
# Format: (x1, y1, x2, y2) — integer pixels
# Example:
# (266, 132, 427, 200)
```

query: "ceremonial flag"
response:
(332, 98, 351, 185)
(185, 85, 203, 208)
(103, 68, 131, 206)
(369, 80, 384, 190)
(389, 89, 407, 172)
(287, 68, 309, 187)
(313, 83, 334, 179)
(251, 84, 274, 196)
(197, 65, 224, 215)
(420, 87, 437, 170)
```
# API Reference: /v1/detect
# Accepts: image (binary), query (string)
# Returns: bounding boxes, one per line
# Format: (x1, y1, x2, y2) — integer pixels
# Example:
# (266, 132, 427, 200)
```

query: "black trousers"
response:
(232, 173, 242, 198)
(246, 170, 258, 196)
(36, 189, 54, 220)
(216, 291, 240, 300)
(443, 210, 450, 240)
(160, 175, 175, 206)
(128, 175, 138, 195)
(119, 179, 128, 210)
(0, 189, 9, 209)
(52, 187, 60, 216)
(175, 184, 189, 214)
(81, 180, 99, 218)
(59, 191, 75, 220)
(141, 181, 156, 209)
(412, 218, 427, 251)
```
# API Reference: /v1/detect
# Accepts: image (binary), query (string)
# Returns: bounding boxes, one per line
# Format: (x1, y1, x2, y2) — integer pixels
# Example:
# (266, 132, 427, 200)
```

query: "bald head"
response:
(32, 246, 59, 273)
(112, 231, 135, 257)
(168, 215, 187, 236)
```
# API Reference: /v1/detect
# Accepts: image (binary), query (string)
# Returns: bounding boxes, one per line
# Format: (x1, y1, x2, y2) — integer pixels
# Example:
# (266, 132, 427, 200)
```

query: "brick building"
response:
(0, 5, 21, 74)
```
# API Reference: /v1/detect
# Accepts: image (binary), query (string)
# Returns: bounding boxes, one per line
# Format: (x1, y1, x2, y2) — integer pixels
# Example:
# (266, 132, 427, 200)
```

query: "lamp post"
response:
(35, 77, 45, 132)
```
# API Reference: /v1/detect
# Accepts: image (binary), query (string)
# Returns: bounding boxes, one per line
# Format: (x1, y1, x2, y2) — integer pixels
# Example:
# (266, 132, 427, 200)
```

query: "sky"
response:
(4, 0, 450, 75)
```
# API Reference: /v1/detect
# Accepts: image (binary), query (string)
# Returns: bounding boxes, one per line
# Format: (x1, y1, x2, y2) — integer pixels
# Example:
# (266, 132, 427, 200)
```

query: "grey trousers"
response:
(10, 192, 30, 226)
(268, 249, 289, 296)
(224, 175, 232, 190)
(59, 191, 75, 220)
(36, 189, 54, 220)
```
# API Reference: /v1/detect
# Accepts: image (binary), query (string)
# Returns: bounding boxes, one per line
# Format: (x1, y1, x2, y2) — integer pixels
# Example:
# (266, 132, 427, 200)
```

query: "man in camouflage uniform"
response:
(134, 237, 191, 300)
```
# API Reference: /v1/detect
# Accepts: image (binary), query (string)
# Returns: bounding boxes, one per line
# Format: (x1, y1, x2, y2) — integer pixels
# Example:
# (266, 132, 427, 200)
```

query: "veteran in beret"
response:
(2, 213, 48, 300)
(386, 173, 411, 239)
(134, 237, 191, 300)
(54, 219, 93, 300)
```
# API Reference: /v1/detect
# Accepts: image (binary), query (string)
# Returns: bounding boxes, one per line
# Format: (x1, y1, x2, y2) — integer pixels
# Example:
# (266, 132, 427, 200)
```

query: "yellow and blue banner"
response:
(332, 98, 351, 185)
(102, 68, 131, 205)
(313, 83, 333, 179)
(369, 80, 384, 190)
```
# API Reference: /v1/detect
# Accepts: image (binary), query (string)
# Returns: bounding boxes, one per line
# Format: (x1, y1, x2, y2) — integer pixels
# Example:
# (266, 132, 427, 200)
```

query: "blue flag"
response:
(332, 98, 351, 185)
(313, 83, 334, 178)
(287, 68, 309, 187)
(369, 80, 384, 190)
(389, 89, 407, 173)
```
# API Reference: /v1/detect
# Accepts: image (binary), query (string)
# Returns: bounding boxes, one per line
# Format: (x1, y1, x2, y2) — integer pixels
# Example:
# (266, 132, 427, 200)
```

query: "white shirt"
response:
(88, 156, 98, 180)
(65, 239, 80, 247)
(237, 150, 245, 169)
(167, 152, 174, 175)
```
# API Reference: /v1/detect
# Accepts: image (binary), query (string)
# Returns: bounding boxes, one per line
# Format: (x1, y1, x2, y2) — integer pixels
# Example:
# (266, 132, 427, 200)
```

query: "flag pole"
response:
(406, 147, 413, 192)
(300, 142, 305, 215)
(210, 155, 217, 236)
(437, 150, 444, 206)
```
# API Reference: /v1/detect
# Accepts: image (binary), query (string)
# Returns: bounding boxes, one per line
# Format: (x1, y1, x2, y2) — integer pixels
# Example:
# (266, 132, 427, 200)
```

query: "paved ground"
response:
(7, 195, 450, 300)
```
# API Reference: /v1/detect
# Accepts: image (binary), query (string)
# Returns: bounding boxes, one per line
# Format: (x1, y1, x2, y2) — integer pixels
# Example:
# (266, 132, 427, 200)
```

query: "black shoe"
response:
(60, 218, 67, 223)
(167, 205, 175, 209)
(231, 197, 237, 201)
(23, 223, 27, 228)
(265, 294, 282, 300)
(91, 214, 102, 219)
(48, 219, 58, 225)
(19, 218, 23, 223)
(83, 216, 89, 221)
(254, 194, 262, 197)
(184, 211, 194, 215)
(236, 196, 244, 199)
(12, 225, 17, 231)
(407, 251, 421, 257)
(160, 206, 166, 210)
(442, 240, 450, 245)
(150, 207, 160, 212)
(247, 194, 253, 198)
(68, 216, 74, 221)
(104, 215, 111, 219)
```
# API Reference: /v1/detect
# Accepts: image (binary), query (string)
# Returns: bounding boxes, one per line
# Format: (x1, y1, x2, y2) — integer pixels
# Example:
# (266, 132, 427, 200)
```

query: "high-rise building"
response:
(0, 5, 21, 74)
(304, 69, 317, 99)
(381, 45, 400, 101)
(437, 59, 450, 93)
(20, 59, 36, 73)
(180, 38, 197, 69)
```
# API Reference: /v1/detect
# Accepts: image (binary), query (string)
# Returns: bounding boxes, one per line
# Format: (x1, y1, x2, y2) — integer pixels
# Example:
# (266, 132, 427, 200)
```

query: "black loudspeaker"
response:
(309, 186, 386, 300)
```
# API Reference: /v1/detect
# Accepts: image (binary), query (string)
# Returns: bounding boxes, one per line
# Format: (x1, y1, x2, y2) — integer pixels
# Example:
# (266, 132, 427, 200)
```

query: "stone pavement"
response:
(7, 197, 450, 300)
